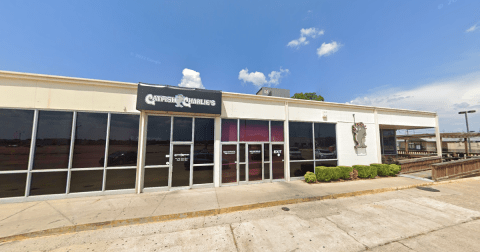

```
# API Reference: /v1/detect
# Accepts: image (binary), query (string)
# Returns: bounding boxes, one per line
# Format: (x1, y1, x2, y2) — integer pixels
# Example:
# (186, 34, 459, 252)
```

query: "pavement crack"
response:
(229, 224, 239, 252)
(324, 217, 369, 251)
(0, 202, 41, 222)
(45, 201, 74, 225)
(150, 193, 168, 216)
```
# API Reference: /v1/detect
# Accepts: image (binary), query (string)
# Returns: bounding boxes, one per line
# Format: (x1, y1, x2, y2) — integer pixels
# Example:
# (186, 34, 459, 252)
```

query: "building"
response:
(0, 70, 441, 202)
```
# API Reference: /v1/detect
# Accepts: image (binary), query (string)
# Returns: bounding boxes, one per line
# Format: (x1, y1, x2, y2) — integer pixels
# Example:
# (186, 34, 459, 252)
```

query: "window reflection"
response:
(173, 117, 192, 142)
(314, 123, 337, 160)
(34, 111, 73, 170)
(146, 116, 171, 166)
(105, 169, 136, 190)
(221, 119, 237, 142)
(271, 121, 284, 142)
(289, 122, 313, 160)
(73, 112, 108, 168)
(0, 109, 34, 171)
(30, 172, 68, 195)
(290, 162, 314, 177)
(0, 173, 27, 198)
(106, 114, 139, 167)
(239, 120, 269, 142)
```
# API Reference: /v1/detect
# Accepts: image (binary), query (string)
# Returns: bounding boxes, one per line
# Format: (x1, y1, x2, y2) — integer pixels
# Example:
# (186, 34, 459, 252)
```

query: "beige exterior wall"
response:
(0, 71, 138, 113)
(0, 70, 439, 169)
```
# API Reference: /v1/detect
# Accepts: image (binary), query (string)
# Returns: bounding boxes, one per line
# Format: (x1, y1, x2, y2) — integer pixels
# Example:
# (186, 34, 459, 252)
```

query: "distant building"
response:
(256, 87, 290, 98)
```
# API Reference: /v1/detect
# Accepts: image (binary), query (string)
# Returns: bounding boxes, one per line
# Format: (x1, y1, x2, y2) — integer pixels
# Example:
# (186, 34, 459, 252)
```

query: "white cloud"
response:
(317, 41, 341, 57)
(178, 68, 204, 89)
(466, 23, 478, 33)
(238, 67, 289, 88)
(287, 27, 324, 48)
(347, 72, 480, 132)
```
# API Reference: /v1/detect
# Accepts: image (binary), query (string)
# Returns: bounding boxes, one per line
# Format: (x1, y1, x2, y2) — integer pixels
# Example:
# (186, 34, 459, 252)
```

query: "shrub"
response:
(304, 172, 317, 183)
(315, 166, 341, 182)
(350, 169, 358, 179)
(353, 165, 377, 179)
(389, 164, 401, 176)
(337, 166, 354, 179)
(370, 164, 390, 177)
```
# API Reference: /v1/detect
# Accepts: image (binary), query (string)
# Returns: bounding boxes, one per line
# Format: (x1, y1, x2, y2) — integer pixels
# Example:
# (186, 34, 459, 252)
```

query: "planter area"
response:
(304, 164, 401, 183)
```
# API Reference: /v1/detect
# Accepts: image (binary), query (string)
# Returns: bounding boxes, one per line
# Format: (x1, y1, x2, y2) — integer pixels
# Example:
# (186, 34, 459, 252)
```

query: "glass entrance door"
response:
(171, 144, 192, 187)
(247, 144, 263, 181)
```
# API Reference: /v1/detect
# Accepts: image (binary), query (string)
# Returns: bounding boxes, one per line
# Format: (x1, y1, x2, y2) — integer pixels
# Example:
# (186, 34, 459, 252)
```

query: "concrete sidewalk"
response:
(0, 176, 437, 241)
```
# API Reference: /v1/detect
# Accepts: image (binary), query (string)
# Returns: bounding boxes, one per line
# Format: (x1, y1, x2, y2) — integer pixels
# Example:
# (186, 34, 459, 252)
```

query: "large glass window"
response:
(173, 117, 192, 142)
(221, 119, 237, 142)
(145, 116, 171, 166)
(289, 122, 313, 160)
(314, 123, 337, 160)
(381, 129, 397, 155)
(72, 112, 108, 168)
(193, 118, 214, 184)
(107, 114, 139, 167)
(0, 173, 27, 198)
(34, 111, 73, 170)
(290, 161, 314, 178)
(239, 120, 269, 142)
(30, 171, 68, 196)
(70, 170, 104, 193)
(271, 121, 284, 142)
(0, 109, 34, 171)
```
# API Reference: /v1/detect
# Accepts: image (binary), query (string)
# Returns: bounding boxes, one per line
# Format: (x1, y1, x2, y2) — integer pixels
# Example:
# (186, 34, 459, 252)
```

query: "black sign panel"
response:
(136, 84, 222, 115)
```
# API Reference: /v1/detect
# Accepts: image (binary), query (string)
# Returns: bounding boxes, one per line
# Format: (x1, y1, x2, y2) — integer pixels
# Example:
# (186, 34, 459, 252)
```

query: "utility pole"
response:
(458, 110, 476, 154)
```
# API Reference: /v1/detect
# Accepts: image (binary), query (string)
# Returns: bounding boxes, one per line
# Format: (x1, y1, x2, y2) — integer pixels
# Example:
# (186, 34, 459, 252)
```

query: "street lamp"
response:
(458, 110, 476, 153)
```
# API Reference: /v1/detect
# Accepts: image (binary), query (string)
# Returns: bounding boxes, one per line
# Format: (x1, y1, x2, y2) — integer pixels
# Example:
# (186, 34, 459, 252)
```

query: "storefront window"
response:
(381, 129, 397, 155)
(290, 161, 314, 178)
(0, 109, 34, 171)
(221, 119, 237, 142)
(145, 116, 171, 166)
(239, 120, 269, 142)
(107, 114, 139, 167)
(173, 117, 192, 142)
(193, 118, 214, 184)
(271, 121, 284, 142)
(70, 170, 104, 193)
(34, 111, 73, 170)
(289, 122, 313, 160)
(314, 123, 337, 160)
(30, 172, 68, 196)
(72, 112, 108, 168)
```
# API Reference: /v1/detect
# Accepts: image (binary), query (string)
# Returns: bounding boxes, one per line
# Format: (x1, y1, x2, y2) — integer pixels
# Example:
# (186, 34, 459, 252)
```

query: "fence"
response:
(431, 158, 480, 181)
(398, 156, 442, 174)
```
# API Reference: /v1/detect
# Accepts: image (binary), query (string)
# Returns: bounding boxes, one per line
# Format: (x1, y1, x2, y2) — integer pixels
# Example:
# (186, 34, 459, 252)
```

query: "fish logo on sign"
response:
(175, 94, 185, 108)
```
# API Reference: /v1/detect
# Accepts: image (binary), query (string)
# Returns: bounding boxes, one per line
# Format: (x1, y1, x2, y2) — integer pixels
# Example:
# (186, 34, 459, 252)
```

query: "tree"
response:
(291, 92, 324, 101)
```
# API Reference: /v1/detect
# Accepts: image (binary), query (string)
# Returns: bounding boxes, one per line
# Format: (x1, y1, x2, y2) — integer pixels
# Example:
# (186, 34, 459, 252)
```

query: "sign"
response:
(136, 83, 222, 114)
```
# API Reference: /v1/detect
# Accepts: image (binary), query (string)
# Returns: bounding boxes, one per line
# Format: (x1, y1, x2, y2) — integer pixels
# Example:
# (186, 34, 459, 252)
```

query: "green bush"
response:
(370, 164, 390, 177)
(353, 165, 377, 179)
(338, 166, 354, 179)
(389, 164, 401, 176)
(304, 172, 317, 183)
(315, 166, 341, 182)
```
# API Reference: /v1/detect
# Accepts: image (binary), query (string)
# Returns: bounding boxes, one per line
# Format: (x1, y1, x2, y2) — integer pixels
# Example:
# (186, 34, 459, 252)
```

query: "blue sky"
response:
(1, 0, 479, 133)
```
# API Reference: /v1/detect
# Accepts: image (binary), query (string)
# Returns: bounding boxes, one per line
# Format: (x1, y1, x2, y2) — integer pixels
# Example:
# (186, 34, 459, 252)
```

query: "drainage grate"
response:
(417, 187, 440, 192)
(281, 207, 290, 211)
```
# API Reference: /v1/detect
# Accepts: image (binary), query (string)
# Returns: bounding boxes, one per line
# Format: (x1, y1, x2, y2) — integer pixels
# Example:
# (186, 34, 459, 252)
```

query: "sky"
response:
(0, 0, 479, 134)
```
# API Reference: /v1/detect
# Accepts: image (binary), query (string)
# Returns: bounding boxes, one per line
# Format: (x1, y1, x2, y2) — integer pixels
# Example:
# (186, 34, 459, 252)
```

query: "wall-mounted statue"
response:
(352, 122, 367, 148)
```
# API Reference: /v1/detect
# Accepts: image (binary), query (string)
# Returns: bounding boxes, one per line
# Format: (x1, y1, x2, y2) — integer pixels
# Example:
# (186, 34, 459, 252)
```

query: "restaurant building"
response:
(0, 70, 441, 202)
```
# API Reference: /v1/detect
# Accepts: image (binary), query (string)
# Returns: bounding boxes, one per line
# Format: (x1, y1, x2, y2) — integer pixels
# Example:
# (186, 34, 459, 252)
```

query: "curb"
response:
(1, 176, 479, 244)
